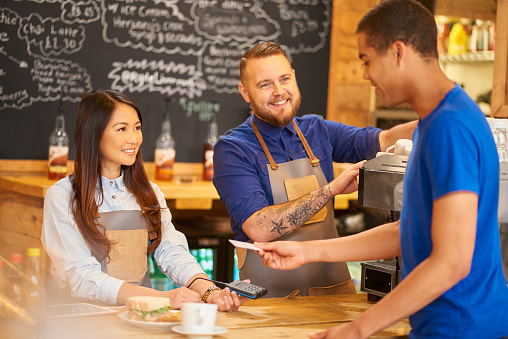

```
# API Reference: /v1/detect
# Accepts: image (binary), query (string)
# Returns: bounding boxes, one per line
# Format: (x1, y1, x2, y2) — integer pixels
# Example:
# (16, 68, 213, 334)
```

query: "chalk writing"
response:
(61, 0, 101, 24)
(0, 55, 92, 109)
(261, 0, 330, 54)
(18, 13, 86, 56)
(200, 40, 246, 94)
(102, 0, 203, 54)
(179, 97, 220, 121)
(108, 58, 206, 98)
(191, 0, 280, 43)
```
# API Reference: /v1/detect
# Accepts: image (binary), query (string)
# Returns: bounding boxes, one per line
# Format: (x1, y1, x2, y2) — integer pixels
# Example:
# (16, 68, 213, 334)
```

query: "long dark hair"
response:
(72, 89, 162, 261)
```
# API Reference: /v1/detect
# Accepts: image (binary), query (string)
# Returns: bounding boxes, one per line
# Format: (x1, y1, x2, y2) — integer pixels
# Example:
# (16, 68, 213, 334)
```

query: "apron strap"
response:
(251, 118, 279, 170)
(292, 121, 320, 167)
(250, 117, 321, 170)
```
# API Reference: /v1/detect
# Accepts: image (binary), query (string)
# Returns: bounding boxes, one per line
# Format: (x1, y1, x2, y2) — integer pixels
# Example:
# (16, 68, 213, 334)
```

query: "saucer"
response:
(172, 325, 227, 339)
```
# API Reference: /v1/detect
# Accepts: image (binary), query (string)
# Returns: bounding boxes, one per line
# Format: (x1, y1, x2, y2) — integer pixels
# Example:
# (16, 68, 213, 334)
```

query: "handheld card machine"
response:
(212, 280, 268, 299)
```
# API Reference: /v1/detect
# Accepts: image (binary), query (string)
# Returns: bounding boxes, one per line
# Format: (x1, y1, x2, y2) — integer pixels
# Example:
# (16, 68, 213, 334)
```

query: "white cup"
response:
(181, 303, 218, 334)
(386, 139, 412, 156)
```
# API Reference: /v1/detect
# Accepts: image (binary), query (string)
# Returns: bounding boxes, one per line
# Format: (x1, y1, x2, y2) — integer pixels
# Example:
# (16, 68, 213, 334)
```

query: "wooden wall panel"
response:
(0, 190, 44, 237)
(492, 0, 508, 117)
(435, 0, 496, 21)
(327, 0, 377, 127)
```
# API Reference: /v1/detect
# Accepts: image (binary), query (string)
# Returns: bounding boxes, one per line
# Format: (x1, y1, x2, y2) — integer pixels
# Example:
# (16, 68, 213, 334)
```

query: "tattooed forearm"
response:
(253, 185, 333, 240)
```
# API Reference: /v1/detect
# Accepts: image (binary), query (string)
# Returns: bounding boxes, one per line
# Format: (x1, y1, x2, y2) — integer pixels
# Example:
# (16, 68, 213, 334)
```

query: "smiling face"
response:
(239, 54, 301, 127)
(99, 102, 142, 179)
(357, 32, 405, 108)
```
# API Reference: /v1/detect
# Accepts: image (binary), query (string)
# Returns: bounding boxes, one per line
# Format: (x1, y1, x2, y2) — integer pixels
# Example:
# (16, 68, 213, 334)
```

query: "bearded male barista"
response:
(213, 42, 416, 297)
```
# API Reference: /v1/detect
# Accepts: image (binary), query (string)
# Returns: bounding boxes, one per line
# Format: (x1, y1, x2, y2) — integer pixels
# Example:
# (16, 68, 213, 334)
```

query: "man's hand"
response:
(255, 241, 307, 271)
(329, 161, 365, 196)
(309, 322, 365, 339)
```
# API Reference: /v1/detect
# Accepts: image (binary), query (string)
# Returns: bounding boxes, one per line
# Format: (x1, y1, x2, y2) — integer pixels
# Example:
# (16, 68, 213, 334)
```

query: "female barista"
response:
(42, 89, 245, 310)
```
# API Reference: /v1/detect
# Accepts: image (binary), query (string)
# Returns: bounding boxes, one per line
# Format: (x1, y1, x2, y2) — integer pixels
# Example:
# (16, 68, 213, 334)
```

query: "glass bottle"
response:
(203, 112, 218, 181)
(48, 99, 69, 180)
(154, 98, 176, 181)
(0, 259, 4, 317)
(494, 120, 508, 162)
(7, 253, 23, 306)
(25, 248, 44, 321)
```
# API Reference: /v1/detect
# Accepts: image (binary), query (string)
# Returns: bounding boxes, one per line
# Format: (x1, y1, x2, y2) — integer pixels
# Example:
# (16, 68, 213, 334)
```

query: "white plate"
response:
(118, 311, 180, 330)
(172, 324, 228, 338)
(46, 303, 118, 318)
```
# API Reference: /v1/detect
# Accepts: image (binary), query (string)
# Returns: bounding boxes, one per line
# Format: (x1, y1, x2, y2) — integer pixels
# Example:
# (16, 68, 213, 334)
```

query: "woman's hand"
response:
(207, 280, 251, 312)
(162, 287, 201, 309)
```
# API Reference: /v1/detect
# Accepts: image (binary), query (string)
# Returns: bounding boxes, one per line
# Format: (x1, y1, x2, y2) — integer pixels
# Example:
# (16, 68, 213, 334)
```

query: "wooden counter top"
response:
(0, 160, 358, 210)
(4, 294, 410, 338)
(0, 175, 357, 210)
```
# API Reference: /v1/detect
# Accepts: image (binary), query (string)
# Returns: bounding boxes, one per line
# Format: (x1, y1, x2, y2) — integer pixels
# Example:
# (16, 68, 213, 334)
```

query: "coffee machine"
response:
(357, 154, 408, 300)
(488, 118, 508, 282)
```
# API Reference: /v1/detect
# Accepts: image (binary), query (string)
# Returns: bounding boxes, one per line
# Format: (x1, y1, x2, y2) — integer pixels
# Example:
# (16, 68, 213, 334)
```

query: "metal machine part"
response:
(360, 261, 401, 301)
(358, 154, 408, 212)
(499, 161, 508, 281)
(358, 154, 408, 299)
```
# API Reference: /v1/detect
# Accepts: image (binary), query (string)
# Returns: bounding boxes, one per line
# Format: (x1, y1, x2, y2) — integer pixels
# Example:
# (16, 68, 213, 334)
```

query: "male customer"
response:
(213, 41, 416, 297)
(256, 0, 508, 337)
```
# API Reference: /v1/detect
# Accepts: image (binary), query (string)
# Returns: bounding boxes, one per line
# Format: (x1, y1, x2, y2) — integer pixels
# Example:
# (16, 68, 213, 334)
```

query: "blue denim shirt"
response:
(213, 114, 381, 241)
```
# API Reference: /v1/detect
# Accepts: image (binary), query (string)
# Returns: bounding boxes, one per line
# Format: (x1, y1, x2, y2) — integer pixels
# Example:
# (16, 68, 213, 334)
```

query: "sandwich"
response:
(127, 296, 181, 322)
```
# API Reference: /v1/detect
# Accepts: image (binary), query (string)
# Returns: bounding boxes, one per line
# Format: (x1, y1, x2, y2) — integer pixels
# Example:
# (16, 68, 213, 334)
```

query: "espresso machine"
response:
(358, 154, 408, 300)
(488, 118, 508, 283)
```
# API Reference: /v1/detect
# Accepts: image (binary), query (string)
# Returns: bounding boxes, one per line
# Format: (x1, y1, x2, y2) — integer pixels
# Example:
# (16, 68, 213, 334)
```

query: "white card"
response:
(229, 239, 261, 251)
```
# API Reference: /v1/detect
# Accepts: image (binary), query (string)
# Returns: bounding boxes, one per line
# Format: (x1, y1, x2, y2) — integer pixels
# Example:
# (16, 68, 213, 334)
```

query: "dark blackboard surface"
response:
(0, 0, 331, 162)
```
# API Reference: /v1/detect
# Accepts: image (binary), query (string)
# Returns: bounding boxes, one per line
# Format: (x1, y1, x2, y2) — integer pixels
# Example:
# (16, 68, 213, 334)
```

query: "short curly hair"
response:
(357, 0, 438, 60)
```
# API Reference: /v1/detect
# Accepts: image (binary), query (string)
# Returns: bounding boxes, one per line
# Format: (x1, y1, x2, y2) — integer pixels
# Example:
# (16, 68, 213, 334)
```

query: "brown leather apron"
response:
(55, 210, 152, 304)
(238, 118, 354, 298)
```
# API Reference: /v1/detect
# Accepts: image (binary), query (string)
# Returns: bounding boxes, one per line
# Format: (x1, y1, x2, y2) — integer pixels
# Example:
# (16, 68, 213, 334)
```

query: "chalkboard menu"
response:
(0, 0, 331, 162)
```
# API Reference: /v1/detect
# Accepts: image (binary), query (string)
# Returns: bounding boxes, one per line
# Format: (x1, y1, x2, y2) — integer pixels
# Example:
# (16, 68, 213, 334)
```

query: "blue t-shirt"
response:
(213, 114, 381, 241)
(400, 84, 508, 338)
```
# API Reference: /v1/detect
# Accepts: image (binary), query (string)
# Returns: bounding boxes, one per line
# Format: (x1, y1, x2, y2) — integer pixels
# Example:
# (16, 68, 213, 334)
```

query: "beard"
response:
(250, 92, 302, 127)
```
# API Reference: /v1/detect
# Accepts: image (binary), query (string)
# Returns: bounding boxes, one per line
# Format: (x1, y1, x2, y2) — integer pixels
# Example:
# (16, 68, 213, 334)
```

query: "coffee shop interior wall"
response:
(327, 0, 498, 128)
(0, 0, 332, 162)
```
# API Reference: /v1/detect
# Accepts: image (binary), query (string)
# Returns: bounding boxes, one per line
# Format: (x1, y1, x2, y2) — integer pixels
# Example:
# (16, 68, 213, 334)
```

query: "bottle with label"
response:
(154, 98, 176, 181)
(48, 99, 69, 180)
(448, 22, 468, 55)
(7, 253, 23, 306)
(25, 248, 44, 322)
(203, 112, 218, 181)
